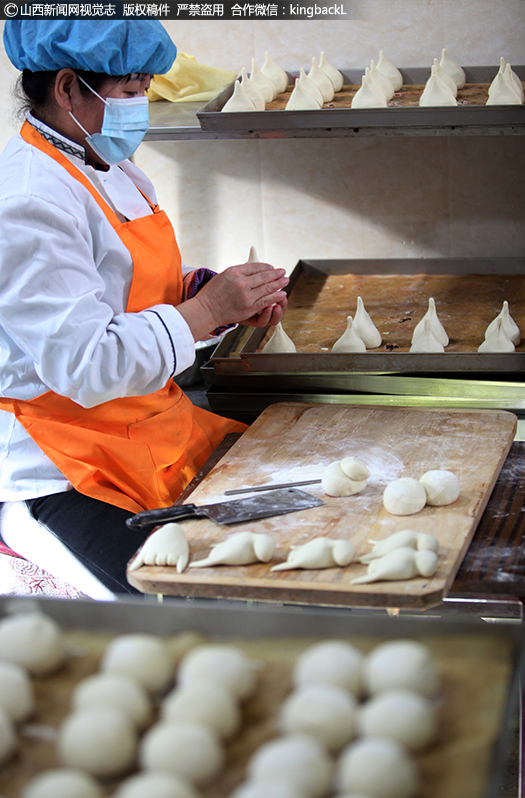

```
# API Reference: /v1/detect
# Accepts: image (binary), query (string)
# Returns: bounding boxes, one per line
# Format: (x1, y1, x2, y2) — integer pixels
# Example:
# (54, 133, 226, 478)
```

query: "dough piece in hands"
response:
(177, 644, 262, 700)
(128, 522, 190, 573)
(351, 71, 388, 108)
(0, 611, 66, 676)
(331, 316, 366, 353)
(369, 60, 394, 100)
(439, 48, 466, 88)
(21, 768, 103, 798)
(376, 51, 403, 91)
(411, 298, 448, 346)
(319, 51, 344, 92)
(484, 301, 520, 345)
(360, 530, 439, 563)
(231, 781, 304, 798)
(71, 673, 152, 730)
(100, 633, 175, 694)
(479, 316, 515, 352)
(322, 461, 367, 497)
(113, 771, 199, 798)
(161, 680, 241, 740)
(409, 318, 445, 353)
(261, 52, 288, 94)
(340, 457, 370, 482)
(308, 57, 335, 102)
(351, 547, 438, 584)
(334, 736, 420, 798)
(246, 734, 332, 798)
(139, 720, 224, 787)
(0, 706, 17, 766)
(293, 640, 364, 695)
(271, 537, 356, 571)
(358, 688, 437, 751)
(363, 639, 439, 697)
(278, 683, 357, 751)
(353, 297, 382, 348)
(0, 660, 35, 722)
(419, 67, 457, 107)
(222, 80, 256, 112)
(250, 59, 277, 101)
(420, 469, 460, 506)
(262, 322, 296, 353)
(240, 67, 266, 110)
(383, 478, 427, 516)
(189, 531, 275, 568)
(58, 707, 137, 778)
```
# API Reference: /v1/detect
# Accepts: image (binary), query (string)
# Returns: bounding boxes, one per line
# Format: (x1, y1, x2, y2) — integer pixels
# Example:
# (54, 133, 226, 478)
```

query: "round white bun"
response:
(0, 612, 65, 676)
(71, 672, 152, 730)
(293, 639, 364, 695)
(383, 478, 427, 516)
(278, 683, 357, 751)
(177, 644, 261, 701)
(100, 633, 174, 694)
(139, 720, 224, 787)
(113, 771, 199, 798)
(420, 470, 460, 506)
(20, 768, 103, 798)
(0, 660, 35, 721)
(161, 680, 241, 740)
(57, 707, 137, 778)
(358, 688, 437, 751)
(335, 736, 420, 798)
(364, 639, 439, 697)
(247, 734, 332, 798)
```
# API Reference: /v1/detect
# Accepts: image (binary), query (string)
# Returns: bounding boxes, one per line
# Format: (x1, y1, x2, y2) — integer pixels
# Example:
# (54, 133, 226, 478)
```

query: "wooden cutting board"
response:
(128, 403, 517, 609)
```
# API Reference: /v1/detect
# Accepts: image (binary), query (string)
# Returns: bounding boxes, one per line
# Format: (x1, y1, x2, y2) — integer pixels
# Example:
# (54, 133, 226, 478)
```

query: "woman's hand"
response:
(176, 261, 289, 342)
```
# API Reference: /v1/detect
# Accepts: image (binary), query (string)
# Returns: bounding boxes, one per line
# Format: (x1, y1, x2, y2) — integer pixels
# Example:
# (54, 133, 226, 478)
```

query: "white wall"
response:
(1, 2, 524, 273)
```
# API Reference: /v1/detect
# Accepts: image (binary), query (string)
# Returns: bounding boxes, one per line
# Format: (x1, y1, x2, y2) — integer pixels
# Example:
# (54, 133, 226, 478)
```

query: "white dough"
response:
(100, 633, 175, 694)
(411, 298, 449, 346)
(222, 80, 256, 113)
(139, 720, 224, 787)
(432, 58, 458, 96)
(331, 316, 366, 353)
(21, 768, 103, 798)
(496, 57, 525, 98)
(369, 60, 394, 100)
(486, 63, 524, 104)
(113, 771, 199, 798)
(419, 67, 457, 107)
(352, 547, 438, 584)
(271, 537, 356, 571)
(293, 640, 364, 696)
(71, 673, 152, 730)
(231, 780, 304, 798)
(0, 706, 17, 766)
(262, 322, 297, 353)
(319, 51, 344, 92)
(321, 461, 367, 497)
(250, 59, 277, 101)
(261, 52, 289, 94)
(340, 457, 370, 482)
(478, 316, 515, 352)
(58, 707, 137, 778)
(128, 522, 190, 573)
(383, 478, 427, 516)
(360, 530, 439, 563)
(240, 68, 266, 110)
(189, 531, 275, 568)
(353, 297, 382, 348)
(358, 688, 437, 751)
(364, 639, 440, 697)
(278, 683, 357, 751)
(334, 736, 420, 798)
(177, 644, 261, 700)
(246, 734, 332, 798)
(420, 469, 460, 506)
(161, 680, 241, 740)
(0, 660, 35, 722)
(351, 71, 388, 109)
(0, 611, 66, 676)
(409, 318, 445, 353)
(308, 57, 335, 102)
(285, 80, 322, 111)
(484, 301, 520, 345)
(439, 48, 466, 88)
(297, 67, 324, 105)
(376, 51, 403, 91)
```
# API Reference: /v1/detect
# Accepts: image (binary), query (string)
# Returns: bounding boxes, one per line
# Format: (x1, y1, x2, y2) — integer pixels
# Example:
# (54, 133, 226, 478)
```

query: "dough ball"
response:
(383, 479, 427, 516)
(293, 640, 364, 696)
(363, 640, 439, 697)
(113, 771, 199, 798)
(230, 780, 305, 798)
(278, 683, 357, 751)
(177, 645, 261, 701)
(340, 457, 370, 482)
(0, 612, 66, 676)
(0, 660, 35, 721)
(100, 633, 175, 694)
(71, 672, 152, 730)
(57, 707, 137, 778)
(322, 462, 367, 497)
(334, 737, 420, 798)
(358, 689, 437, 751)
(0, 706, 18, 766)
(420, 469, 460, 506)
(246, 734, 332, 798)
(21, 768, 103, 798)
(161, 680, 241, 740)
(139, 720, 224, 787)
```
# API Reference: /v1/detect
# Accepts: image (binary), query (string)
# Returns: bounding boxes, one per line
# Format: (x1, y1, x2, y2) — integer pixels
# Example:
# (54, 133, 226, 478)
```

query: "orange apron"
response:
(0, 121, 246, 514)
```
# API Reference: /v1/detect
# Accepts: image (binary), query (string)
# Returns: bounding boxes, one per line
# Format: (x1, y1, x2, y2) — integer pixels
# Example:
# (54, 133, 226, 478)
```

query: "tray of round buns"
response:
(0, 598, 522, 798)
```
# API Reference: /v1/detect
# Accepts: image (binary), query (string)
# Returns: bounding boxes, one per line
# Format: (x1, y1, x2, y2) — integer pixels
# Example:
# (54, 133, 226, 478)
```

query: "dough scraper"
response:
(126, 488, 325, 531)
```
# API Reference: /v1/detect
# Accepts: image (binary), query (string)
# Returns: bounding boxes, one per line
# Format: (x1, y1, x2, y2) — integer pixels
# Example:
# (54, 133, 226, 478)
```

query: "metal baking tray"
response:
(0, 596, 522, 798)
(197, 66, 525, 138)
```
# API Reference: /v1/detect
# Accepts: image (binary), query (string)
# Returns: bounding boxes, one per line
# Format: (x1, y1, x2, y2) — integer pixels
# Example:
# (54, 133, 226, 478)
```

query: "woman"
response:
(0, 21, 288, 594)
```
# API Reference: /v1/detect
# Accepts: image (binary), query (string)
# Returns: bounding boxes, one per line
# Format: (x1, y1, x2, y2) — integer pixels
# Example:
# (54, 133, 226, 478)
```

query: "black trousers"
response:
(25, 490, 150, 595)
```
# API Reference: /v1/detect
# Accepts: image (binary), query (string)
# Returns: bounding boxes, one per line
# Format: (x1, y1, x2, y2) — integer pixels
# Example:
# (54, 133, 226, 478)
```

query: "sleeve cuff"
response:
(145, 305, 196, 377)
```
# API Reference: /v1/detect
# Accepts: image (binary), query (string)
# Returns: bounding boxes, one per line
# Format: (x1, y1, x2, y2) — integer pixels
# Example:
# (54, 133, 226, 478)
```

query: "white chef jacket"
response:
(0, 114, 196, 501)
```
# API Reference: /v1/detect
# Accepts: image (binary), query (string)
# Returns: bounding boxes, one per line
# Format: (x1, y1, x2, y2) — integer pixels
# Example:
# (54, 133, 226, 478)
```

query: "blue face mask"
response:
(70, 75, 149, 165)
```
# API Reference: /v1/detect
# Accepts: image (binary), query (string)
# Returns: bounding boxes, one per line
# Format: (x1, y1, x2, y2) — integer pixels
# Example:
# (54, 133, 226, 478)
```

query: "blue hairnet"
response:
(3, 21, 177, 75)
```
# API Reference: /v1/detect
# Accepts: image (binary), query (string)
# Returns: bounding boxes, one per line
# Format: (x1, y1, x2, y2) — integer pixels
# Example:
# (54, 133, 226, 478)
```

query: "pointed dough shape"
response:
(484, 300, 520, 345)
(351, 72, 388, 109)
(285, 80, 321, 111)
(271, 537, 356, 571)
(419, 66, 457, 106)
(487, 63, 524, 105)
(222, 80, 256, 112)
(439, 48, 466, 89)
(240, 67, 265, 110)
(308, 57, 335, 102)
(128, 522, 190, 573)
(331, 315, 366, 353)
(297, 67, 324, 105)
(351, 547, 438, 584)
(250, 59, 277, 102)
(353, 296, 382, 348)
(247, 245, 259, 263)
(189, 531, 276, 568)
(360, 530, 439, 563)
(411, 297, 449, 346)
(370, 59, 394, 100)
(432, 58, 458, 96)
(409, 318, 445, 353)
(262, 322, 296, 353)
(478, 316, 515, 352)
(261, 51, 289, 94)
(319, 51, 344, 92)
(377, 50, 403, 91)
(497, 56, 525, 96)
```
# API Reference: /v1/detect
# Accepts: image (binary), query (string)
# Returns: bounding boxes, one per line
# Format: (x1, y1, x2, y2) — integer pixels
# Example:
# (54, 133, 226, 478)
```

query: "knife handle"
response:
(126, 504, 201, 531)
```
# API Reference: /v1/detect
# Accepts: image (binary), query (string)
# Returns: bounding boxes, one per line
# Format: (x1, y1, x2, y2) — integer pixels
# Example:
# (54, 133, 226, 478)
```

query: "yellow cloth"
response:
(149, 53, 237, 103)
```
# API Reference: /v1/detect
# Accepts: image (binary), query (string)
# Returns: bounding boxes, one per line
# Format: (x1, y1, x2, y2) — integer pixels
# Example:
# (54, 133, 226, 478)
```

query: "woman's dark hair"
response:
(15, 69, 126, 117)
